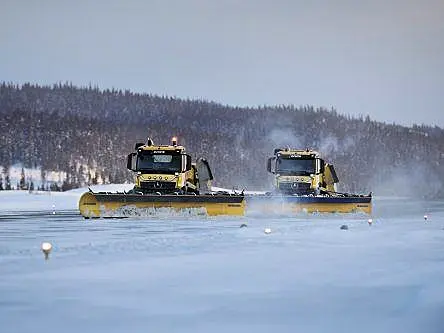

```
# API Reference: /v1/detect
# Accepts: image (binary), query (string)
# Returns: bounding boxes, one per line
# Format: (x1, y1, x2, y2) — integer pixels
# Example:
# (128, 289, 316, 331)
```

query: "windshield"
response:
(276, 158, 315, 175)
(136, 153, 182, 173)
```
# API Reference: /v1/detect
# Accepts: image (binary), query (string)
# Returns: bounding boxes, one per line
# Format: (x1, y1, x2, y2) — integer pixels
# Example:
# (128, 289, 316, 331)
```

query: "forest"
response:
(1, 82, 443, 197)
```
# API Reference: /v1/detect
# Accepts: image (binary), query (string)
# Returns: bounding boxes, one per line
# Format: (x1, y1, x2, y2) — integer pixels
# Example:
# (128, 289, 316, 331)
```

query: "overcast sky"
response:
(1, 0, 443, 127)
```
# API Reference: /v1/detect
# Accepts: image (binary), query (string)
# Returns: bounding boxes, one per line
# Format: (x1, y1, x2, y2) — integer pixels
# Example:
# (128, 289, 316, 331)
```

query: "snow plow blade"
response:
(245, 195, 372, 215)
(79, 191, 245, 218)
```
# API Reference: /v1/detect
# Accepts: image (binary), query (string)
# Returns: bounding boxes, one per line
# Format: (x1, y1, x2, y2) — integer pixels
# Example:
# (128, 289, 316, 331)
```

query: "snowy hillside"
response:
(2, 83, 444, 196)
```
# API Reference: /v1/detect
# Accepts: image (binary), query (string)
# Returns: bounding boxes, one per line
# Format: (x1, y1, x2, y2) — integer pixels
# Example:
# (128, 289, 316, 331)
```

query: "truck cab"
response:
(267, 148, 338, 195)
(127, 137, 212, 194)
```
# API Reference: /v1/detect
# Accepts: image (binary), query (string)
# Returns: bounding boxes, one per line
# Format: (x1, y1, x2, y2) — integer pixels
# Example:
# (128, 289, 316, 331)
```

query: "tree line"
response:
(1, 82, 443, 197)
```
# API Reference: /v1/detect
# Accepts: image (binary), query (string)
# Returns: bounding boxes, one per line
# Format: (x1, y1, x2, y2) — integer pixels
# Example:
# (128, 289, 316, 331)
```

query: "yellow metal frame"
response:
(247, 201, 371, 215)
(78, 192, 245, 218)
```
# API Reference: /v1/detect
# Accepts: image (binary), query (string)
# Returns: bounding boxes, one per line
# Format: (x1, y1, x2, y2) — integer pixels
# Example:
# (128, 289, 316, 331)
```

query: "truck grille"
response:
(140, 181, 177, 191)
(278, 182, 312, 194)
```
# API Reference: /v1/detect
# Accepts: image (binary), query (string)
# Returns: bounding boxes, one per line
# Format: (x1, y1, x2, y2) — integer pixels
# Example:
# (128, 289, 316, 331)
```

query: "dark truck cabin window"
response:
(137, 154, 182, 173)
(276, 158, 315, 176)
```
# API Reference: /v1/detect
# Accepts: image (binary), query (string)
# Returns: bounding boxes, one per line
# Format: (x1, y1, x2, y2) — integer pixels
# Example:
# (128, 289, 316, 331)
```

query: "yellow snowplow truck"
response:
(127, 137, 213, 195)
(267, 148, 339, 195)
(78, 137, 245, 218)
(78, 139, 371, 218)
(250, 147, 372, 214)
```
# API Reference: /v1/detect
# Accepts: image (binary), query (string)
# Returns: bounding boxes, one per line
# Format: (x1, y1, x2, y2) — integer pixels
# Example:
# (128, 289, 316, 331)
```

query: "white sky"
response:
(1, 0, 443, 127)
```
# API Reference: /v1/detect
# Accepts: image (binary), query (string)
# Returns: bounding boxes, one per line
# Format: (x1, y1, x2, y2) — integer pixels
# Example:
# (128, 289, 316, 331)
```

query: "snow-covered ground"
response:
(0, 188, 443, 333)
(0, 184, 134, 212)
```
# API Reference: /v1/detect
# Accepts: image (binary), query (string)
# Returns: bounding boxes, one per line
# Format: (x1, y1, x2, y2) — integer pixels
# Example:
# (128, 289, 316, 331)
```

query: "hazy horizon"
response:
(1, 0, 443, 127)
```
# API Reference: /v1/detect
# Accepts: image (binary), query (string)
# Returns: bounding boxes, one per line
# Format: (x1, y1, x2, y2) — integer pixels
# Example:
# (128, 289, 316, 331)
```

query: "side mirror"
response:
(186, 155, 192, 171)
(182, 155, 192, 172)
(127, 153, 137, 171)
(267, 157, 275, 173)
(316, 158, 325, 175)
(134, 142, 144, 150)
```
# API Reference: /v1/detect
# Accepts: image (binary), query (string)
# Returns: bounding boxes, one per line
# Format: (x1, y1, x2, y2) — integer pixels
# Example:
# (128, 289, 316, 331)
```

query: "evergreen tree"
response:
(78, 165, 85, 185)
(0, 174, 3, 190)
(50, 182, 60, 191)
(5, 175, 11, 190)
(40, 169, 46, 191)
(19, 167, 26, 190)
(92, 173, 98, 185)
